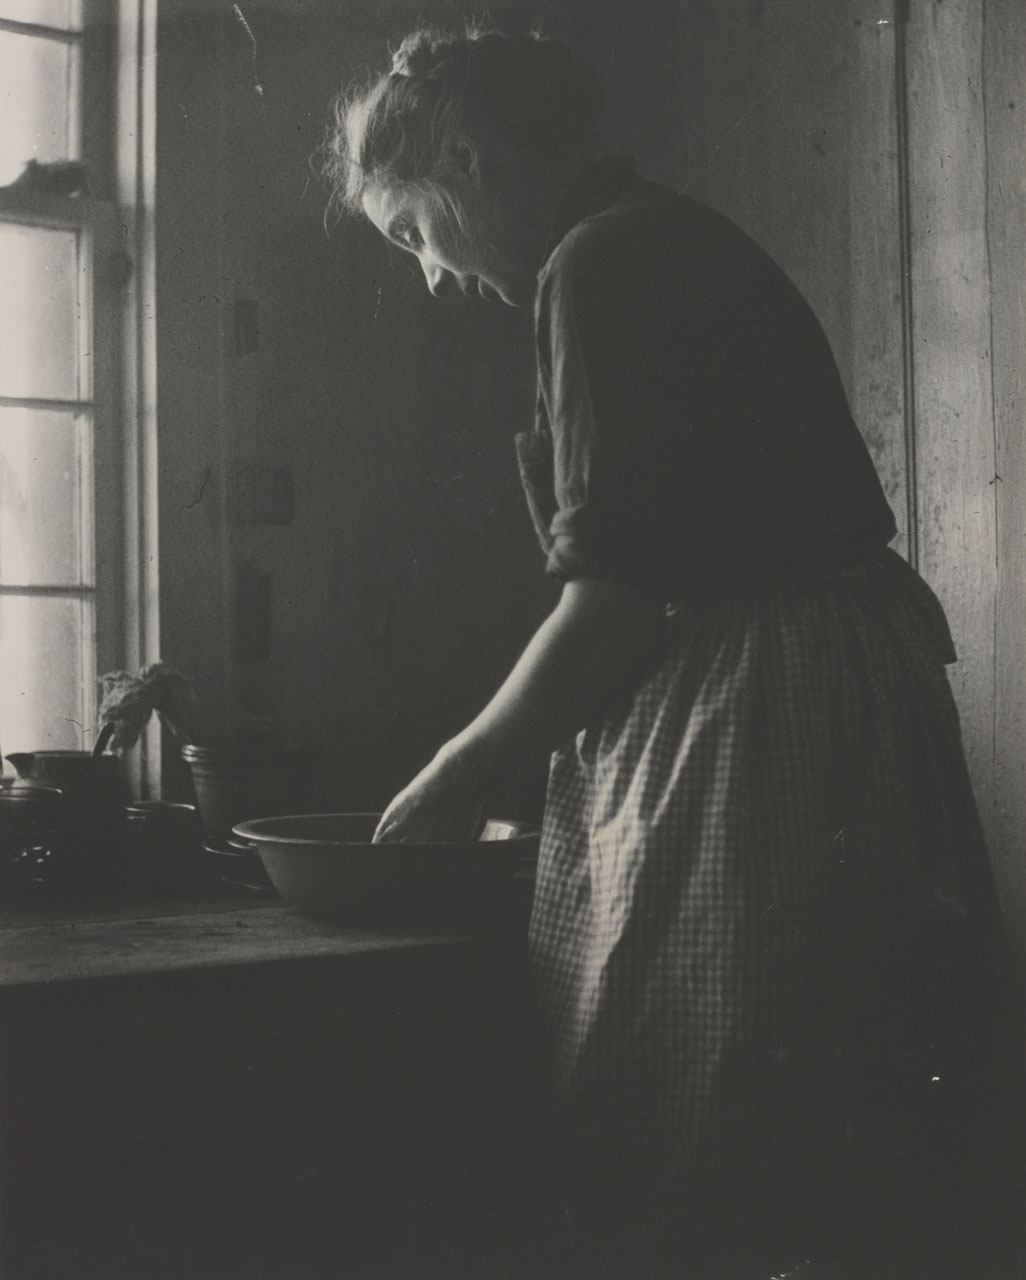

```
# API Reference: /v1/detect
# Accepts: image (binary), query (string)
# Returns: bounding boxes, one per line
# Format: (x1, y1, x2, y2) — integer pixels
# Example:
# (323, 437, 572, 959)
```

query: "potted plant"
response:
(94, 663, 321, 849)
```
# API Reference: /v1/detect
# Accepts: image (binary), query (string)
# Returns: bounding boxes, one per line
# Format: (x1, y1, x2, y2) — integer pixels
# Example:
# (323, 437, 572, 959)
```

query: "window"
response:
(0, 0, 155, 780)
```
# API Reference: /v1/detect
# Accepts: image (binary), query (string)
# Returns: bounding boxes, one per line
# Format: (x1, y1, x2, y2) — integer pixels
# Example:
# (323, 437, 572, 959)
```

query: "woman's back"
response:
(532, 156, 898, 596)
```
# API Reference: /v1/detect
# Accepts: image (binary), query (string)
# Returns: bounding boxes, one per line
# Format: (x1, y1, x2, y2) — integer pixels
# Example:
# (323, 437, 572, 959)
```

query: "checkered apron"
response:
(527, 549, 1003, 1252)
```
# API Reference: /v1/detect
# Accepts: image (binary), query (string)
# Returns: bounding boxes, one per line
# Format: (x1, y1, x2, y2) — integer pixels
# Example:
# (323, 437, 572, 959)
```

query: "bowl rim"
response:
(181, 742, 319, 758)
(233, 812, 539, 849)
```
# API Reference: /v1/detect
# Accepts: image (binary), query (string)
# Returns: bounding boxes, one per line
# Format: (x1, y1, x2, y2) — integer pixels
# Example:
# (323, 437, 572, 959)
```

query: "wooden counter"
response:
(0, 896, 473, 989)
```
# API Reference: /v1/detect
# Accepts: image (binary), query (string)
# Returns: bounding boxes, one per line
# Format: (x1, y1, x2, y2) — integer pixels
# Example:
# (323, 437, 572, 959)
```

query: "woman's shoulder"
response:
(539, 178, 764, 301)
(540, 175, 828, 347)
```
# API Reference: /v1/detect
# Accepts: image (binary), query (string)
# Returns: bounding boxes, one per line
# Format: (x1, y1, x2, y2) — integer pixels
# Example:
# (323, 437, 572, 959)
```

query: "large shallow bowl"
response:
(232, 813, 538, 931)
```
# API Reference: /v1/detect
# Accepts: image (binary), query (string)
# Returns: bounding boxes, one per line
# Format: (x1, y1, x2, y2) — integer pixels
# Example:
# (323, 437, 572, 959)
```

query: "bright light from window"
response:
(0, 8, 97, 760)
(0, 30, 77, 186)
(0, 407, 90, 587)
(0, 3, 147, 769)
(0, 2, 80, 31)
(0, 223, 81, 400)
(0, 593, 90, 750)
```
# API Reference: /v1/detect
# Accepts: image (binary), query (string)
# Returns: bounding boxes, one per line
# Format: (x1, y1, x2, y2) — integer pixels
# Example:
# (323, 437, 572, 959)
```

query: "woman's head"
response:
(324, 24, 601, 306)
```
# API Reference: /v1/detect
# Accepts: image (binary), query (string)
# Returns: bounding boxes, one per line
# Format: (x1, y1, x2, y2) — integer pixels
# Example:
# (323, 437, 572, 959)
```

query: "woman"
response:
(326, 25, 1010, 1278)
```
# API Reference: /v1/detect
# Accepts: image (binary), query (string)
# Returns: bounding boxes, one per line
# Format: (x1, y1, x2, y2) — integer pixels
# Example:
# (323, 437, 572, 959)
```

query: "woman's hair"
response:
(323, 23, 601, 224)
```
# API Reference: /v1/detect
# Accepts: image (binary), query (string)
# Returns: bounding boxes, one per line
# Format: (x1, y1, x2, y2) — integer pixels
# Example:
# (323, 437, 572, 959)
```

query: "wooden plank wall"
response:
(907, 0, 998, 805)
(983, 0, 1026, 960)
(849, 2, 909, 559)
(904, 0, 1026, 959)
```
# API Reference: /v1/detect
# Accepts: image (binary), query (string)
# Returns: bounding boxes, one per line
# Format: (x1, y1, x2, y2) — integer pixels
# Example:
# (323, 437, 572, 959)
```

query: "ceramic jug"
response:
(4, 750, 131, 890)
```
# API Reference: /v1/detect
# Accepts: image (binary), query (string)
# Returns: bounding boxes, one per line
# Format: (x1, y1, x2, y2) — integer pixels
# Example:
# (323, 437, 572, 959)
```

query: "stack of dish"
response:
(203, 832, 275, 895)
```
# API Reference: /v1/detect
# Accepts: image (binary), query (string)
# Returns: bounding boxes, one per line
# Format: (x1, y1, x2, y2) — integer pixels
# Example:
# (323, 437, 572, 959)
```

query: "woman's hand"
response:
(372, 743, 494, 844)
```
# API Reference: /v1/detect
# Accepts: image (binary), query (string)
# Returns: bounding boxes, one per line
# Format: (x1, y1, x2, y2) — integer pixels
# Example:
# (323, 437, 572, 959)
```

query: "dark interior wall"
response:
(156, 8, 232, 744)
(157, 1, 562, 799)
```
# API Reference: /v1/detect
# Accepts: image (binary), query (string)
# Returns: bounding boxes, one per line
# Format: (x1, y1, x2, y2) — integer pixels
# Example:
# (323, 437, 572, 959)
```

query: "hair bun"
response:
(386, 25, 600, 150)
(389, 29, 465, 80)
(389, 31, 432, 78)
(325, 24, 603, 218)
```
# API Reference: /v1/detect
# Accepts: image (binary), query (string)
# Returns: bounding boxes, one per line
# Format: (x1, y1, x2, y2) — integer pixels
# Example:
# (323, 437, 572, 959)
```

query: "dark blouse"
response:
(516, 156, 897, 598)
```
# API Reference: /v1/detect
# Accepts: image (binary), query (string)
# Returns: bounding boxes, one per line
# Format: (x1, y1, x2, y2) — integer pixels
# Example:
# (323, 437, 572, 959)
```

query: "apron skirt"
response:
(527, 549, 1007, 1269)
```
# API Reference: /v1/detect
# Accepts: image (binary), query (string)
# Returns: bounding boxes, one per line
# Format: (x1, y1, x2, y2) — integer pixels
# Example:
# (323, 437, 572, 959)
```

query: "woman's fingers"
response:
(373, 806, 479, 844)
(372, 779, 483, 845)
(373, 797, 409, 843)
(372, 817, 397, 843)
(371, 742, 495, 844)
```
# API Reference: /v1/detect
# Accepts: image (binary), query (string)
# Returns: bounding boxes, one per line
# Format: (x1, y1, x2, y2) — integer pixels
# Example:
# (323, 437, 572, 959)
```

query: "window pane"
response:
(0, 407, 90, 586)
(0, 224, 80, 400)
(0, 593, 91, 752)
(0, 31, 76, 186)
(0, 1, 79, 27)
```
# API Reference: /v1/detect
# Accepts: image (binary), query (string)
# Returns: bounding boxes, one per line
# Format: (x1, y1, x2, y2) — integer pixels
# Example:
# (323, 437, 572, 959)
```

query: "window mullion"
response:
(115, 0, 160, 795)
(0, 18, 80, 42)
(0, 395, 91, 413)
(0, 585, 97, 597)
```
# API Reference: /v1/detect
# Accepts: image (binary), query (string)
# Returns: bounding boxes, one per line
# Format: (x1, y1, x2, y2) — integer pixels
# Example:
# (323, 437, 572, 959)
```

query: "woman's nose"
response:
(421, 259, 455, 297)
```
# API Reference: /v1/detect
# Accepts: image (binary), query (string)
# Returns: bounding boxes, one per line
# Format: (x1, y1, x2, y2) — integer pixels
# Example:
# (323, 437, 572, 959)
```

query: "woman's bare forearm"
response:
(441, 577, 666, 781)
(372, 578, 665, 841)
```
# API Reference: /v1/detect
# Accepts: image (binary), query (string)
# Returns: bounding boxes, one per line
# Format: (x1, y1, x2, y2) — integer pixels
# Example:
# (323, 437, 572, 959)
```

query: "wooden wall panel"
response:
(660, 0, 855, 379)
(906, 0, 998, 814)
(848, 2, 909, 558)
(984, 0, 1026, 953)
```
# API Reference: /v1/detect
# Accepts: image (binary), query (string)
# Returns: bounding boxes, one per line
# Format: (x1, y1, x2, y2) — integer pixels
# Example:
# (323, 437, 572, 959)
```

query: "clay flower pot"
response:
(180, 742, 322, 849)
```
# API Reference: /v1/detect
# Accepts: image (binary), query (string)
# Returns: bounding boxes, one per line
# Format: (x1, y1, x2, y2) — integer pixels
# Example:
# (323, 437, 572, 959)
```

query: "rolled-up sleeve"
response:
(533, 222, 707, 592)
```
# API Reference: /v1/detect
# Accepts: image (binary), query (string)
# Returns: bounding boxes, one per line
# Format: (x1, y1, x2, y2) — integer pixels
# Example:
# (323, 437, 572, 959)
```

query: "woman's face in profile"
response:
(361, 145, 543, 307)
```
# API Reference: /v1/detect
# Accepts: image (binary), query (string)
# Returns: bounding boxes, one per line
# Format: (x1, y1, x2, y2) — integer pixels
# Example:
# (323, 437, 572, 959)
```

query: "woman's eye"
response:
(404, 227, 423, 250)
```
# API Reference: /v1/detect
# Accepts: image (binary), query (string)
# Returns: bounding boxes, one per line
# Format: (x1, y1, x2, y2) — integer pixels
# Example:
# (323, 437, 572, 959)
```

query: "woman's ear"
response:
(451, 137, 482, 186)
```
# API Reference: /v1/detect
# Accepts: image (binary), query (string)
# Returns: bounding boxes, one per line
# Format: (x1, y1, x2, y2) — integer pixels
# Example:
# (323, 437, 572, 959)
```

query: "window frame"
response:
(0, 0, 158, 792)
(0, 190, 119, 752)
